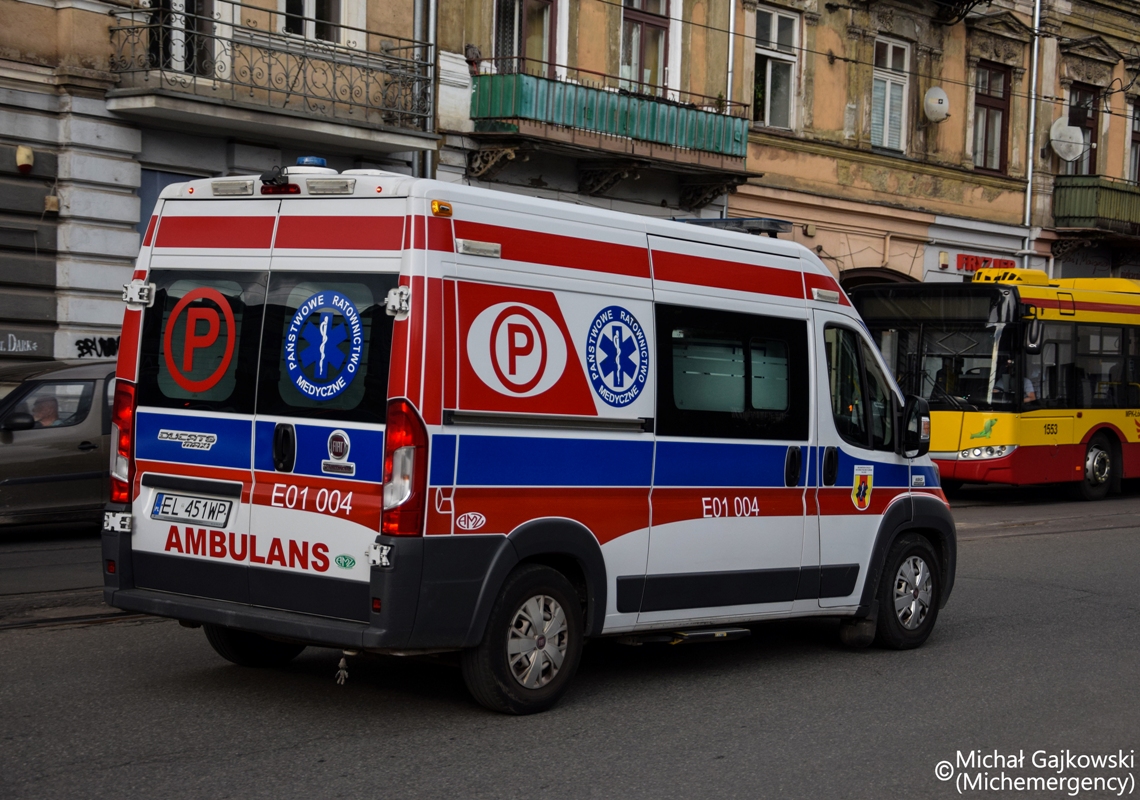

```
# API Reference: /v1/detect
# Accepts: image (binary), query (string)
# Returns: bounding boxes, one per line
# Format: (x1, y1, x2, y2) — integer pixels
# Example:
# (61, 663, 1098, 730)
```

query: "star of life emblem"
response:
(285, 291, 364, 402)
(585, 305, 649, 408)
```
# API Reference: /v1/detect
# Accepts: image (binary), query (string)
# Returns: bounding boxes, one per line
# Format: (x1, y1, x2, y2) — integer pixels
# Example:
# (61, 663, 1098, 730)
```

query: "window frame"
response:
(1065, 82, 1100, 176)
(973, 60, 1011, 174)
(1130, 101, 1140, 183)
(655, 303, 811, 442)
(282, 0, 342, 44)
(753, 6, 800, 129)
(621, 0, 670, 95)
(494, 0, 557, 77)
(871, 38, 910, 152)
(824, 324, 897, 452)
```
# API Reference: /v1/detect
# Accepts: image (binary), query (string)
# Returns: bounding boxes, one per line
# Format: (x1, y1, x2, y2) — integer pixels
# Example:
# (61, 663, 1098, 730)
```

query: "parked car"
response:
(0, 360, 115, 527)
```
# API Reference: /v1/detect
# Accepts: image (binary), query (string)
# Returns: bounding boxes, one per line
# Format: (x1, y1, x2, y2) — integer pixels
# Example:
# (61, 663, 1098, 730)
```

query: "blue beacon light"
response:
(296, 156, 327, 167)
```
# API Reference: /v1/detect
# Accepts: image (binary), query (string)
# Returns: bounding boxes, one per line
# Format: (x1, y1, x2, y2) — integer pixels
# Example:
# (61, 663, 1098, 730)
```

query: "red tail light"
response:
(381, 398, 429, 536)
(110, 381, 136, 504)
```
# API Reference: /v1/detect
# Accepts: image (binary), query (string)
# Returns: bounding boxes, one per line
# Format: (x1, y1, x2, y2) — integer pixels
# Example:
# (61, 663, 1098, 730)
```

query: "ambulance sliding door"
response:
(129, 199, 276, 604)
(246, 199, 403, 622)
(642, 237, 812, 624)
(812, 309, 908, 609)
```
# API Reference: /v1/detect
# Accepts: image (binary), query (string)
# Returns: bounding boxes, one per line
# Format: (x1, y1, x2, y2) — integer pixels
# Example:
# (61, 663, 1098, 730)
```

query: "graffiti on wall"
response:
(76, 337, 119, 358)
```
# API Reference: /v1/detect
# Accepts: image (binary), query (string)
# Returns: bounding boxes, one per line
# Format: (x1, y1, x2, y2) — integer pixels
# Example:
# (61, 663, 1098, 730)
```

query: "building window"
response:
(149, 0, 215, 76)
(494, 0, 555, 76)
(1065, 83, 1099, 176)
(973, 62, 1010, 172)
(871, 39, 908, 151)
(754, 7, 798, 128)
(1130, 104, 1140, 183)
(284, 0, 341, 43)
(621, 0, 668, 94)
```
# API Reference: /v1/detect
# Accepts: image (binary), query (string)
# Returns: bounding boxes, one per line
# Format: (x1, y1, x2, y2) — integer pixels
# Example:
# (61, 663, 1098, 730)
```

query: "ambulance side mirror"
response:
(900, 395, 931, 459)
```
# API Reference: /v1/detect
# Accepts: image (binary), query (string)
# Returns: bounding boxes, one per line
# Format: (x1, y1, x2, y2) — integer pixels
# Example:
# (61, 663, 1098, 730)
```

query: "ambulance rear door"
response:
(246, 198, 404, 621)
(129, 198, 277, 603)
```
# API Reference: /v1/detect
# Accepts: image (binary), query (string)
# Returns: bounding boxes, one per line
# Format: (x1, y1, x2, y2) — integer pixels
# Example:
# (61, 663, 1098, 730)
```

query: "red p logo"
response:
(506, 323, 534, 376)
(163, 287, 236, 393)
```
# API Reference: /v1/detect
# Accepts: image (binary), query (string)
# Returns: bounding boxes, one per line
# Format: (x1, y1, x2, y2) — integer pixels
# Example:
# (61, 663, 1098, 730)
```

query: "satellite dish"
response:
(1050, 117, 1086, 162)
(923, 86, 950, 123)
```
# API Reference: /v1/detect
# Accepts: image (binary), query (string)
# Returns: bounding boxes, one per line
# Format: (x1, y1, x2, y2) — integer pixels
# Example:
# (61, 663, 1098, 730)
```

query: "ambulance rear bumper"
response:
(107, 587, 376, 649)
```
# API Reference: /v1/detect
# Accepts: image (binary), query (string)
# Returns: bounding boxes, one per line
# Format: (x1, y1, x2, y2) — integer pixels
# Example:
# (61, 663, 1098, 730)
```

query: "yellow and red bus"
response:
(850, 268, 1140, 500)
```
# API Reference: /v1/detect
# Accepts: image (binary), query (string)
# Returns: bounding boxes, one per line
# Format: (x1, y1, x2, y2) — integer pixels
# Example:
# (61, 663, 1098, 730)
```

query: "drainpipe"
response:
(1021, 0, 1042, 268)
(427, 0, 437, 179)
(726, 0, 736, 106)
(413, 0, 427, 178)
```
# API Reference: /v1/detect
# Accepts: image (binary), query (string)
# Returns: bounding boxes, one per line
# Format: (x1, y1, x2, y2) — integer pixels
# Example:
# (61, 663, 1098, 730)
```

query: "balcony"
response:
(106, 1, 435, 155)
(467, 60, 750, 203)
(1053, 175, 1140, 237)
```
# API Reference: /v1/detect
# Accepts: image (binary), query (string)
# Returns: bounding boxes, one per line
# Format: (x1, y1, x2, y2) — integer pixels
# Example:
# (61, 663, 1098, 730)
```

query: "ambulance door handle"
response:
(784, 446, 801, 488)
(273, 423, 296, 473)
(822, 447, 838, 487)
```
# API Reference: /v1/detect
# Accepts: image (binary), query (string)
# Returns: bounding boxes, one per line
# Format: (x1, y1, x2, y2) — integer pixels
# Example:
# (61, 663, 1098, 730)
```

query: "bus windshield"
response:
(871, 322, 1016, 412)
(852, 285, 1022, 412)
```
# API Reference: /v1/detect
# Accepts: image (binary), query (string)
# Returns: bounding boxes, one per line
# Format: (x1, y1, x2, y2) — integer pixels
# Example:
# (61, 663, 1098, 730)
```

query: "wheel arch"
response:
(858, 494, 957, 615)
(461, 518, 607, 647)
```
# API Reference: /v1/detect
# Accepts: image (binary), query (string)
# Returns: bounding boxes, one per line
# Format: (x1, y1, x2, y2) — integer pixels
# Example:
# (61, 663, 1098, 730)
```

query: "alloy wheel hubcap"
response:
(507, 594, 568, 689)
(893, 556, 933, 631)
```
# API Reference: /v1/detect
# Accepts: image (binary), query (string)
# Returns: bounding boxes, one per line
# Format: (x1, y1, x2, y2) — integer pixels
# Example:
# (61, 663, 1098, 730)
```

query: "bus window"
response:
(1126, 329, 1140, 408)
(1076, 325, 1123, 408)
(1023, 324, 1075, 408)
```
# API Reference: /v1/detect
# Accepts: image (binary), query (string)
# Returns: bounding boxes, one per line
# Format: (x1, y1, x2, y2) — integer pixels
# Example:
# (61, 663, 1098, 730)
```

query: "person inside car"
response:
(32, 396, 62, 427)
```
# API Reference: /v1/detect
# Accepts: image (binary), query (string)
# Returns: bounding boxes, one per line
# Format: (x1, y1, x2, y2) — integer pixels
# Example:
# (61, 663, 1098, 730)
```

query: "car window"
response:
(14, 382, 95, 429)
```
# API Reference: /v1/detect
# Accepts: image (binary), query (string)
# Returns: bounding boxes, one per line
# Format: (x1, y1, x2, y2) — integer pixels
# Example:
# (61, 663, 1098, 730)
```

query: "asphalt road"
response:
(2, 489, 1138, 799)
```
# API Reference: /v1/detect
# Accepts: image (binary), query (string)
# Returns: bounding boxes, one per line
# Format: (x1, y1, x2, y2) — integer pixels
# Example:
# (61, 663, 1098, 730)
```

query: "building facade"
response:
(0, 0, 434, 365)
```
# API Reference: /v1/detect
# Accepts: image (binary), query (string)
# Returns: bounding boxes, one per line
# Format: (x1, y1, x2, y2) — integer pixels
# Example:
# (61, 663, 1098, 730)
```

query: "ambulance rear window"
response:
(136, 271, 265, 413)
(256, 272, 398, 425)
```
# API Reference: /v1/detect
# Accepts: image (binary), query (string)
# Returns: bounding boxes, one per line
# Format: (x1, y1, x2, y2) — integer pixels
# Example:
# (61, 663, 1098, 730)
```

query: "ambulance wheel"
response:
(203, 624, 306, 668)
(874, 533, 941, 650)
(1075, 434, 1113, 501)
(461, 564, 584, 715)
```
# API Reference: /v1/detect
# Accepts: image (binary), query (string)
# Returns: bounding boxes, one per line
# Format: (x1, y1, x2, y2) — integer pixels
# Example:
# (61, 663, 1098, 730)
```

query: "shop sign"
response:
(957, 254, 1016, 273)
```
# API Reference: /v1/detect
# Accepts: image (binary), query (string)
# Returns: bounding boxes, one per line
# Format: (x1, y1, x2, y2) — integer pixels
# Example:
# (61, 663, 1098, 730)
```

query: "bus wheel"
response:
(874, 533, 941, 650)
(1077, 435, 1113, 501)
(203, 625, 306, 668)
(461, 565, 584, 715)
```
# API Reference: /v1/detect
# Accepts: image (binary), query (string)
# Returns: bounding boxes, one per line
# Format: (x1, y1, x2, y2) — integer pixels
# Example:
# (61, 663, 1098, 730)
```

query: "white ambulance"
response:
(102, 160, 955, 714)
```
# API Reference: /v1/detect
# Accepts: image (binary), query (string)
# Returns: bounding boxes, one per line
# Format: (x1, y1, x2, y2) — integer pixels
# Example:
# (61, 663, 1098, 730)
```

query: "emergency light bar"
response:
(307, 178, 356, 195)
(211, 179, 254, 196)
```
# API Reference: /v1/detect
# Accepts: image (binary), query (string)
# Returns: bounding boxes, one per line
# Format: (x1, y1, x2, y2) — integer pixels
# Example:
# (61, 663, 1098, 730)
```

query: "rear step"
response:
(613, 627, 751, 646)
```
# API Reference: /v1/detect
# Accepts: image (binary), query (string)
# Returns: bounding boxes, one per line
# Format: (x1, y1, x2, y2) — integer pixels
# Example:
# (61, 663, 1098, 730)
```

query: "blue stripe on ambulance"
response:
(135, 411, 251, 469)
(454, 435, 654, 487)
(653, 441, 790, 487)
(835, 449, 910, 487)
(253, 421, 384, 482)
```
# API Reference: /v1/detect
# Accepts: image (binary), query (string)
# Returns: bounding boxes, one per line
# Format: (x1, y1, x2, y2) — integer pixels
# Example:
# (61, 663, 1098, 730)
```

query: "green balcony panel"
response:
(471, 73, 749, 157)
(1053, 176, 1140, 237)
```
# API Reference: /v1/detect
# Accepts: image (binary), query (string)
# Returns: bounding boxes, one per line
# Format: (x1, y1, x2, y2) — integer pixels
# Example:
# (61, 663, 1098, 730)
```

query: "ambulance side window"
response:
(136, 271, 265, 413)
(256, 272, 398, 425)
(824, 326, 895, 452)
(656, 304, 809, 441)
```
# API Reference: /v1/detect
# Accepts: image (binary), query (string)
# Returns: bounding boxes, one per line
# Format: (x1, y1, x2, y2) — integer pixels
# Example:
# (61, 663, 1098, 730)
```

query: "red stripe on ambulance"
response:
(274, 215, 404, 250)
(154, 216, 275, 249)
(652, 250, 805, 299)
(453, 221, 651, 279)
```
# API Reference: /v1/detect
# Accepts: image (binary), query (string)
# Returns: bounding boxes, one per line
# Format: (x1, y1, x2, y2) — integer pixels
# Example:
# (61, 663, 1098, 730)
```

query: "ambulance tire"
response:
(203, 625, 306, 668)
(874, 533, 941, 650)
(1075, 434, 1113, 501)
(461, 564, 584, 715)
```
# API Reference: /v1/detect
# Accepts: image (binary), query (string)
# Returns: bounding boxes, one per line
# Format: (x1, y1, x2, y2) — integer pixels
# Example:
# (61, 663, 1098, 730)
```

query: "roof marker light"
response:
(431, 200, 452, 217)
(212, 179, 254, 196)
(307, 178, 355, 195)
(297, 156, 327, 167)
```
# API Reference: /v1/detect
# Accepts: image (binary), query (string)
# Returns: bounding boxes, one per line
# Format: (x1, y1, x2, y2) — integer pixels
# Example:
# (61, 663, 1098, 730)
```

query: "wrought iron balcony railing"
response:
(470, 58, 750, 159)
(1053, 175, 1140, 236)
(110, 1, 432, 133)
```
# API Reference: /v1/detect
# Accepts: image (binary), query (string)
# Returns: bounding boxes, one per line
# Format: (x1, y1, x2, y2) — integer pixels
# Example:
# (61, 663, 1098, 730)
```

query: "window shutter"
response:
(871, 78, 886, 146)
(888, 82, 903, 150)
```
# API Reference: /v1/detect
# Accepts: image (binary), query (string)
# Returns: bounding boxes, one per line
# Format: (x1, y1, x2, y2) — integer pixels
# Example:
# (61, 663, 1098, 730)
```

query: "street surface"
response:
(2, 489, 1138, 799)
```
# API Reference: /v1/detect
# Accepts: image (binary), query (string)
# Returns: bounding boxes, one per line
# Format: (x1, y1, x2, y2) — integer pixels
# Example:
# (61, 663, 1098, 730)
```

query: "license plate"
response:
(151, 492, 232, 527)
